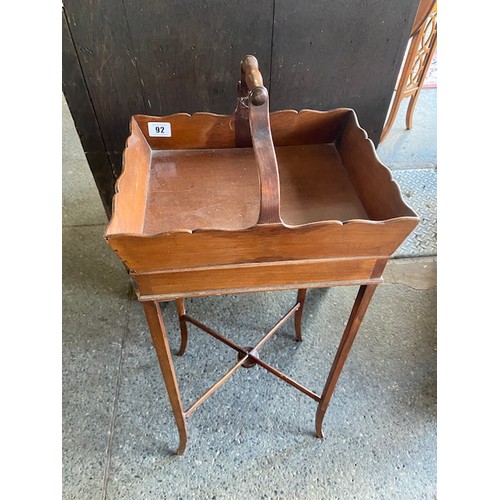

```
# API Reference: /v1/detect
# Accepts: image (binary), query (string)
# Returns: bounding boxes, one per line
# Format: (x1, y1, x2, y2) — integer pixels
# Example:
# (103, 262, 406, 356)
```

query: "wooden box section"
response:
(105, 105, 418, 300)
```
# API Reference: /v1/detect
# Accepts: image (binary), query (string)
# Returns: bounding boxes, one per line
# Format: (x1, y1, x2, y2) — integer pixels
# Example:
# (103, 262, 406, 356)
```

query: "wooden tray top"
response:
(143, 144, 368, 234)
(105, 55, 418, 299)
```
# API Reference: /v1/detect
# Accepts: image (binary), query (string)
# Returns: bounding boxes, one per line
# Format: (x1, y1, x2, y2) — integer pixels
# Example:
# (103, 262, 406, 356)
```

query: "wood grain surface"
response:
(105, 105, 418, 275)
(62, 10, 115, 217)
(133, 258, 381, 299)
(141, 144, 368, 233)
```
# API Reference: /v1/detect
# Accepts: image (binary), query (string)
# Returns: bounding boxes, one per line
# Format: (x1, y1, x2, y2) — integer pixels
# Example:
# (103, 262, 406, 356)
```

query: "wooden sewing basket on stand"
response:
(105, 55, 419, 454)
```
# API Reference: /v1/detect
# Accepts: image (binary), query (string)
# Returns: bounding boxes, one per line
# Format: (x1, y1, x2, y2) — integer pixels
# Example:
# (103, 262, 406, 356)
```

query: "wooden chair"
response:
(379, 0, 437, 142)
(105, 55, 419, 454)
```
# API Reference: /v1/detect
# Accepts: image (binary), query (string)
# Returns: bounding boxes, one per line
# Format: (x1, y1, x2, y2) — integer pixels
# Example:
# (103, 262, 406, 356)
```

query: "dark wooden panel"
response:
(270, 0, 419, 145)
(122, 0, 274, 117)
(63, 0, 273, 155)
(62, 9, 115, 218)
(62, 10, 106, 153)
(108, 153, 124, 184)
(63, 0, 147, 160)
(84, 152, 116, 219)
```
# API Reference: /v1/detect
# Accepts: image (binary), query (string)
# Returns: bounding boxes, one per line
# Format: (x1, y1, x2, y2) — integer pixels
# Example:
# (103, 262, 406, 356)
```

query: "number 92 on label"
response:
(148, 122, 172, 137)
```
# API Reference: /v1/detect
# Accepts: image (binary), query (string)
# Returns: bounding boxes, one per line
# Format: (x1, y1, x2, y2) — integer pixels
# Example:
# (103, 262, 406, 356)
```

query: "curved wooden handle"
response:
(239, 56, 280, 224)
(241, 55, 264, 91)
(237, 56, 281, 224)
(240, 55, 268, 106)
(249, 94, 282, 225)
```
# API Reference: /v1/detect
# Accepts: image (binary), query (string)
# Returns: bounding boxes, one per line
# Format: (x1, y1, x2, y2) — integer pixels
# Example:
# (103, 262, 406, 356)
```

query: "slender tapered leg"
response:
(294, 289, 307, 342)
(175, 298, 188, 356)
(405, 89, 423, 131)
(315, 284, 378, 438)
(143, 301, 188, 455)
(379, 94, 403, 143)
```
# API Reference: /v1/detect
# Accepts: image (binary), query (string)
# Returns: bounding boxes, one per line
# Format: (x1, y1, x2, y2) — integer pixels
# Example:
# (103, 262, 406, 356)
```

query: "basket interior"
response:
(143, 144, 367, 234)
(107, 109, 415, 236)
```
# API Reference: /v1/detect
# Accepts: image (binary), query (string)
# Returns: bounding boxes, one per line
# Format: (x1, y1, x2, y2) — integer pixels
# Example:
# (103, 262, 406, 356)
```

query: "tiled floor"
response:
(377, 88, 437, 258)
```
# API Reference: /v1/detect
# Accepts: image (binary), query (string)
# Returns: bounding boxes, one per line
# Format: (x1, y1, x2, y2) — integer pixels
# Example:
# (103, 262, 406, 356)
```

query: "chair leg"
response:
(143, 301, 188, 455)
(405, 89, 423, 131)
(379, 91, 404, 143)
(294, 289, 307, 342)
(315, 284, 378, 438)
(175, 298, 189, 356)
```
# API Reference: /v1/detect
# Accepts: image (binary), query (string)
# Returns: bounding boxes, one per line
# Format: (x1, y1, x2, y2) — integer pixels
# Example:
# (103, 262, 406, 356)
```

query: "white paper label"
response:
(148, 122, 172, 137)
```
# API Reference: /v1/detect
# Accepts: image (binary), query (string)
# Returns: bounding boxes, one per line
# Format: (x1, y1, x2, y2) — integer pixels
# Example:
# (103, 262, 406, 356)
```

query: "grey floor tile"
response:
(62, 96, 108, 227)
(63, 225, 131, 499)
(103, 284, 436, 499)
(393, 168, 437, 258)
(385, 256, 436, 290)
(63, 94, 87, 161)
(62, 155, 108, 227)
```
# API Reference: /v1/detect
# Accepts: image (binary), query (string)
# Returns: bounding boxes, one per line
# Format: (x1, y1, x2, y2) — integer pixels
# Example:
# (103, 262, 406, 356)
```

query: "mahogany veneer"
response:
(105, 55, 418, 454)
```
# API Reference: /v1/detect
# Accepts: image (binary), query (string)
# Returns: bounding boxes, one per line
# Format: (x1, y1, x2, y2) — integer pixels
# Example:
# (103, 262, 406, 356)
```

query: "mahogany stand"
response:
(142, 284, 377, 454)
(105, 55, 418, 454)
